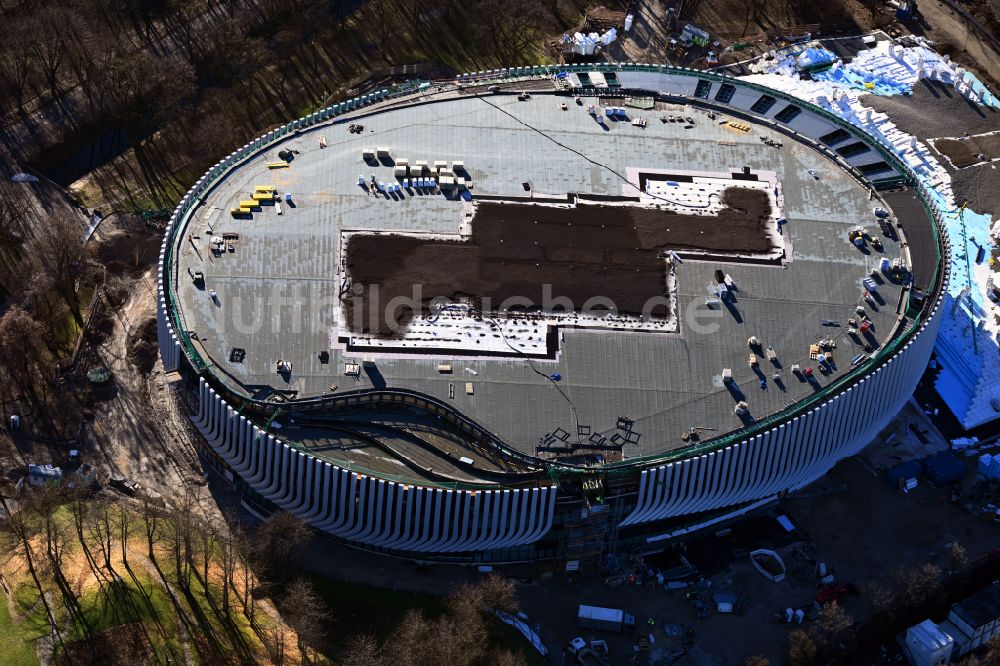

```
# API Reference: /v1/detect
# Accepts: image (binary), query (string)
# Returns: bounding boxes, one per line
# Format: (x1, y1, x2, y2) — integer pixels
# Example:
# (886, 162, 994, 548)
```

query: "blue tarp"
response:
(923, 452, 966, 486)
(812, 66, 912, 96)
(795, 47, 835, 71)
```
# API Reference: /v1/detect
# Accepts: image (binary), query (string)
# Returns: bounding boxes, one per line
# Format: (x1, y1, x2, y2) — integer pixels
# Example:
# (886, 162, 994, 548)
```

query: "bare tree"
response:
(253, 511, 309, 580)
(978, 636, 1000, 666)
(380, 575, 518, 666)
(33, 486, 96, 654)
(28, 211, 87, 325)
(265, 620, 288, 666)
(196, 519, 215, 592)
(470, 0, 551, 66)
(364, 0, 397, 61)
(0, 180, 32, 260)
(744, 657, 771, 666)
(229, 520, 253, 615)
(0, 21, 37, 109)
(29, 7, 77, 97)
(398, 0, 427, 30)
(492, 650, 527, 666)
(865, 578, 895, 618)
(115, 502, 131, 567)
(341, 634, 386, 666)
(87, 499, 119, 578)
(787, 628, 817, 666)
(809, 601, 854, 652)
(141, 498, 161, 560)
(70, 490, 106, 583)
(167, 494, 197, 590)
(947, 541, 968, 570)
(24, 275, 73, 355)
(279, 578, 327, 664)
(0, 305, 52, 406)
(895, 562, 944, 610)
(4, 495, 67, 654)
(741, 0, 759, 36)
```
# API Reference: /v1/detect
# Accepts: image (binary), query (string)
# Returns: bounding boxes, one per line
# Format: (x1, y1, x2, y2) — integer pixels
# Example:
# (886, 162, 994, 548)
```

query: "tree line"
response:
(0, 484, 532, 664)
(0, 485, 325, 664)
(0, 0, 579, 204)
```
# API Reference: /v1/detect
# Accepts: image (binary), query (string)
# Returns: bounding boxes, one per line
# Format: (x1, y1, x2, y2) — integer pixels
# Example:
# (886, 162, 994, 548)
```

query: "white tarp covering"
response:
(741, 37, 1000, 428)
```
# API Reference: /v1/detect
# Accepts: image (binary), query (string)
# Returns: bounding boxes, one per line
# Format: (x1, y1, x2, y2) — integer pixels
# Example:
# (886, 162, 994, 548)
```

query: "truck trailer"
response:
(577, 605, 636, 634)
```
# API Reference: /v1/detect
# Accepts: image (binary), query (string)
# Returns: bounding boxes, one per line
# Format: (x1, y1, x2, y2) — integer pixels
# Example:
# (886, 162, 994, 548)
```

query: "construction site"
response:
(3, 0, 1000, 664)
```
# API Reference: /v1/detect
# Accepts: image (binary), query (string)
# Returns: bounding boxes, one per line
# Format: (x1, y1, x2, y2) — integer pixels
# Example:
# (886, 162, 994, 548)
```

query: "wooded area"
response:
(0, 486, 531, 665)
(0, 0, 587, 210)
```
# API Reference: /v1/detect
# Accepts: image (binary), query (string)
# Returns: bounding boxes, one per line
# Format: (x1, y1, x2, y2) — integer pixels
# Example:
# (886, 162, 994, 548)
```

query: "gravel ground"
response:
(860, 80, 1000, 139)
(950, 161, 1000, 215)
(862, 80, 1000, 215)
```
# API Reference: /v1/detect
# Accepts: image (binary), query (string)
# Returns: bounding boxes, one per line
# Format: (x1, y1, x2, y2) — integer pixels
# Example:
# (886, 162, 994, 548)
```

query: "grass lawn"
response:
(0, 589, 42, 666)
(62, 569, 185, 664)
(69, 573, 165, 639)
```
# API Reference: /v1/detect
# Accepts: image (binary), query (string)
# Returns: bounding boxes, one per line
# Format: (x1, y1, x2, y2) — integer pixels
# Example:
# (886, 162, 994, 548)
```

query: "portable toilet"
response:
(886, 459, 922, 490)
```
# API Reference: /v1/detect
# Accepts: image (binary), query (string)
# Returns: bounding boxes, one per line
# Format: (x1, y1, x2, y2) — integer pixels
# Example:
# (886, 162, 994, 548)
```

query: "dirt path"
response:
(81, 266, 221, 522)
(918, 0, 1000, 86)
(607, 0, 679, 63)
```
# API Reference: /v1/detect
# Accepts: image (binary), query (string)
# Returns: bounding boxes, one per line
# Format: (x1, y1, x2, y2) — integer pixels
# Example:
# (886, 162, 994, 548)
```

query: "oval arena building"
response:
(157, 64, 949, 563)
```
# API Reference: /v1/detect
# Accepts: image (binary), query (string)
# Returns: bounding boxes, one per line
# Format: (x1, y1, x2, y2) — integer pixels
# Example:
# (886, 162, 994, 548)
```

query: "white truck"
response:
(577, 604, 636, 634)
